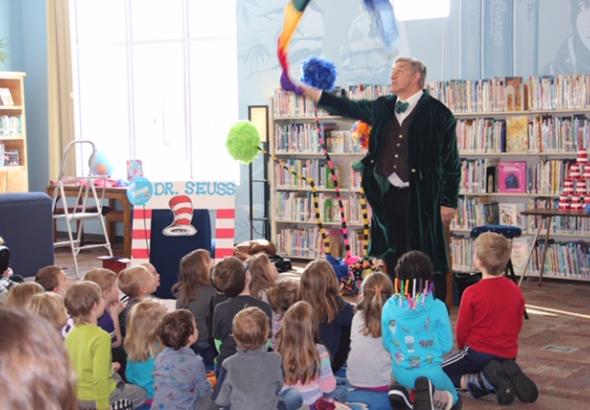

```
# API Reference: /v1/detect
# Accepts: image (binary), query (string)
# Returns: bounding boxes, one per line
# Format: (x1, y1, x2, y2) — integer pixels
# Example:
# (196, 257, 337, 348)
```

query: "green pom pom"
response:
(226, 121, 261, 164)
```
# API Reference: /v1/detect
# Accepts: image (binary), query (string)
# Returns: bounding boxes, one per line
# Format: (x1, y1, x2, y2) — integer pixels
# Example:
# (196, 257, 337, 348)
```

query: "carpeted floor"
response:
(56, 249, 590, 409)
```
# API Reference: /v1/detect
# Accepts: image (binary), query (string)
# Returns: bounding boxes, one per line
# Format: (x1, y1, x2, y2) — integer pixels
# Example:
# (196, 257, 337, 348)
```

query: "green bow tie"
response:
(395, 100, 409, 114)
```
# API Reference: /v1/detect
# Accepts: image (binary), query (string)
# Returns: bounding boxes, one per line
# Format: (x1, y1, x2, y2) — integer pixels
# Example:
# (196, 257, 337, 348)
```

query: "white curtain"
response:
(47, 0, 75, 179)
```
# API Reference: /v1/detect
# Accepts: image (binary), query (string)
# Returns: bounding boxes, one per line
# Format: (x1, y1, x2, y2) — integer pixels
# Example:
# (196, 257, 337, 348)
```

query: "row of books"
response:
(460, 159, 575, 195)
(450, 235, 590, 279)
(0, 115, 22, 136)
(452, 197, 590, 234)
(456, 115, 589, 153)
(274, 159, 364, 190)
(272, 85, 390, 117)
(428, 74, 590, 113)
(273, 123, 364, 154)
(275, 227, 368, 259)
(525, 198, 590, 233)
(274, 192, 371, 225)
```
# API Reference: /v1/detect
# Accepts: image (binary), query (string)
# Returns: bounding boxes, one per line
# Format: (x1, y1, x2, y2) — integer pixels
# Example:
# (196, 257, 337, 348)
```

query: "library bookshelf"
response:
(428, 74, 590, 282)
(0, 71, 28, 192)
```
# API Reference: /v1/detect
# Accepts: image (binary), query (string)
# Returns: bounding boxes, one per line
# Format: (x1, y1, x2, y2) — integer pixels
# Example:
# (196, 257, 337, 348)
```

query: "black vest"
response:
(376, 108, 417, 182)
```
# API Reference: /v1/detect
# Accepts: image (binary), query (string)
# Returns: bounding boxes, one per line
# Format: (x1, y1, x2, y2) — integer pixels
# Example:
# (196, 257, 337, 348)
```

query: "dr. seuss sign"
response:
(128, 179, 236, 264)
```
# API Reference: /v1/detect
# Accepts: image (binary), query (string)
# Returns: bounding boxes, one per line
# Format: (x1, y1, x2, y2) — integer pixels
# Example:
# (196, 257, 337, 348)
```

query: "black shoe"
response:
(482, 360, 515, 405)
(466, 373, 491, 398)
(501, 360, 539, 403)
(413, 377, 433, 410)
(388, 382, 413, 410)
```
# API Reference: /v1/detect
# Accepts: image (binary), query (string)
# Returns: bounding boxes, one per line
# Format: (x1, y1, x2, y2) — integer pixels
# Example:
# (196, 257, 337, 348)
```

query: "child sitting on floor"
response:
(85, 268, 124, 347)
(266, 279, 300, 349)
(28, 291, 68, 331)
(124, 299, 167, 402)
(152, 309, 211, 409)
(246, 252, 279, 302)
(346, 272, 393, 409)
(300, 259, 354, 372)
(211, 256, 272, 365)
(173, 248, 217, 365)
(383, 251, 458, 410)
(442, 232, 538, 405)
(118, 265, 158, 338)
(64, 281, 146, 409)
(35, 265, 71, 296)
(213, 306, 288, 410)
(277, 301, 337, 407)
(4, 281, 44, 309)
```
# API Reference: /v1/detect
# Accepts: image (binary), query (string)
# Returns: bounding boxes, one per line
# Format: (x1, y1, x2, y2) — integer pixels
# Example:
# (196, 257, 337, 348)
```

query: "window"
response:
(392, 0, 450, 21)
(69, 0, 239, 181)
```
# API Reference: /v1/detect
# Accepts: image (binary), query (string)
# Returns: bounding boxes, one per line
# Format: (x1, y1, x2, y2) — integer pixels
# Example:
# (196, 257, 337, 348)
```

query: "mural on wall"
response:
(543, 0, 590, 74)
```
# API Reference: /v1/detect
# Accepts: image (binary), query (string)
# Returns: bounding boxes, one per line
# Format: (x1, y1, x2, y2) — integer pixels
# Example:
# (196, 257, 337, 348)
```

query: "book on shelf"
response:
(510, 237, 531, 275)
(498, 203, 524, 226)
(486, 162, 497, 193)
(505, 116, 528, 153)
(3, 149, 19, 166)
(504, 77, 525, 111)
(497, 161, 527, 193)
(0, 88, 14, 106)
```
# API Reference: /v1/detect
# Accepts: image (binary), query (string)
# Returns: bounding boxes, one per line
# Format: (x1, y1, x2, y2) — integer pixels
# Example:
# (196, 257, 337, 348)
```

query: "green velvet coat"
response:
(318, 91, 461, 273)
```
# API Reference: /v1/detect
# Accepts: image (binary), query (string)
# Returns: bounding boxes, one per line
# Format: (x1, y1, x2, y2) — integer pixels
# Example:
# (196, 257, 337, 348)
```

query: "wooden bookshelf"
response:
(0, 71, 28, 192)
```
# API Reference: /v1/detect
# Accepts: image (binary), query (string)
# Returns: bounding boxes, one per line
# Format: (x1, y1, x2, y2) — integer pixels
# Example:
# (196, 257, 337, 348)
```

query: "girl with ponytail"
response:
(346, 272, 394, 403)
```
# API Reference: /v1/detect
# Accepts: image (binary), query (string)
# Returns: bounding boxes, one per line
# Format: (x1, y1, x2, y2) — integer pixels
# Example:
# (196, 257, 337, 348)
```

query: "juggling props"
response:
(301, 57, 337, 92)
(392, 278, 435, 310)
(362, 0, 400, 50)
(226, 120, 331, 255)
(351, 120, 372, 151)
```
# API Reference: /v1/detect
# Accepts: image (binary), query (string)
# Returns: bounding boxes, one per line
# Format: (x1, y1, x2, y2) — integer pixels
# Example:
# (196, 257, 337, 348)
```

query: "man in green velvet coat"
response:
(302, 57, 461, 301)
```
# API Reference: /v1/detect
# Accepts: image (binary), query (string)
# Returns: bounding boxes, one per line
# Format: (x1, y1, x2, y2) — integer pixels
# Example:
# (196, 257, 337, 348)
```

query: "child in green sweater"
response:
(64, 281, 146, 410)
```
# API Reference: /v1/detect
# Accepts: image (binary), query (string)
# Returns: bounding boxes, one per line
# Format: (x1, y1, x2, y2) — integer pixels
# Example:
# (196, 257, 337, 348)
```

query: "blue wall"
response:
(0, 0, 48, 193)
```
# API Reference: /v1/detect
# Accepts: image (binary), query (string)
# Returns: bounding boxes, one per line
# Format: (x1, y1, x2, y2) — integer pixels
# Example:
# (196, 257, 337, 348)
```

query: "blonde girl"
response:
(172, 248, 217, 364)
(28, 292, 68, 331)
(123, 299, 167, 399)
(277, 301, 336, 406)
(246, 253, 279, 301)
(347, 272, 394, 391)
(266, 279, 299, 348)
(4, 281, 44, 308)
(300, 259, 354, 372)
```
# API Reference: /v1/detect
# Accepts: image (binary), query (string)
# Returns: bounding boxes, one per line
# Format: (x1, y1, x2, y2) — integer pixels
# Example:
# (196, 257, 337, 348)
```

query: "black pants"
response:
(382, 186, 448, 304)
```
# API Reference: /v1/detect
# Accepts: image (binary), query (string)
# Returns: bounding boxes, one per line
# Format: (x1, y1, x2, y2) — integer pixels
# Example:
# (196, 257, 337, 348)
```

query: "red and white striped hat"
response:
(163, 195, 197, 236)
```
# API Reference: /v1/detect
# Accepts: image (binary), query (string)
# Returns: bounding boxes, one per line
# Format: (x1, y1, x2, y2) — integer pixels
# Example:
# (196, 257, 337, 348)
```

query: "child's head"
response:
(124, 299, 167, 361)
(35, 265, 71, 296)
(5, 281, 44, 308)
(277, 301, 320, 385)
(357, 272, 393, 338)
(64, 281, 104, 325)
(232, 306, 269, 351)
(174, 249, 212, 305)
(247, 253, 279, 299)
(211, 256, 249, 297)
(0, 308, 77, 410)
(267, 279, 300, 314)
(28, 292, 68, 330)
(85, 268, 118, 304)
(395, 251, 434, 282)
(141, 262, 161, 290)
(475, 232, 510, 276)
(300, 259, 340, 322)
(158, 309, 197, 350)
(118, 265, 157, 298)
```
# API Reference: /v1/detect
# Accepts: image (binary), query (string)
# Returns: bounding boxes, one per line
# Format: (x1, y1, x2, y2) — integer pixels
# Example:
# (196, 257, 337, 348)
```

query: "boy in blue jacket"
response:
(382, 251, 459, 410)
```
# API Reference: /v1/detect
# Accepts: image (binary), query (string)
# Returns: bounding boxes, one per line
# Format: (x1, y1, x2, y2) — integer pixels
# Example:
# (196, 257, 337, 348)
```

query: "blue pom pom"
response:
(301, 57, 337, 91)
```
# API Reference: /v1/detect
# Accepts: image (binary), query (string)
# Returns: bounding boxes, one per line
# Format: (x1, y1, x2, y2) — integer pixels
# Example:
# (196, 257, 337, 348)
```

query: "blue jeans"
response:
(278, 388, 303, 410)
(442, 346, 510, 387)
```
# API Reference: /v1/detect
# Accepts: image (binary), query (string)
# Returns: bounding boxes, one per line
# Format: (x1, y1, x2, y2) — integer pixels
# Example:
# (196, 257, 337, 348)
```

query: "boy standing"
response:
(442, 232, 538, 405)
(64, 281, 146, 409)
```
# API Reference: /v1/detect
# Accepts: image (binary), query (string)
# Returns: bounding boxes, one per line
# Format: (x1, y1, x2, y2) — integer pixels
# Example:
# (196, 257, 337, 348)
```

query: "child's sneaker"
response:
(413, 377, 455, 410)
(482, 360, 515, 405)
(501, 360, 539, 403)
(388, 382, 413, 410)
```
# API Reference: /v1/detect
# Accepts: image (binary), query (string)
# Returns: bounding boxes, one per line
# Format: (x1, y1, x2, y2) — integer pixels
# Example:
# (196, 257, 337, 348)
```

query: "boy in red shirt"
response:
(443, 232, 538, 405)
